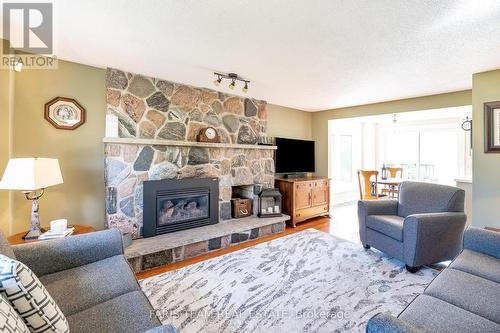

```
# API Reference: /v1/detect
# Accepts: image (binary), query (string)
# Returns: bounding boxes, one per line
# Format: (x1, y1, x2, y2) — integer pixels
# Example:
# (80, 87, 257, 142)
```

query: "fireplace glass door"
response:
(157, 191, 209, 226)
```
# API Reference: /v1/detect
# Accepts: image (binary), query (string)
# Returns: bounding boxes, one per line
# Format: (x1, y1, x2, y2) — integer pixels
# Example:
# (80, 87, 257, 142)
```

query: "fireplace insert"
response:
(143, 178, 219, 237)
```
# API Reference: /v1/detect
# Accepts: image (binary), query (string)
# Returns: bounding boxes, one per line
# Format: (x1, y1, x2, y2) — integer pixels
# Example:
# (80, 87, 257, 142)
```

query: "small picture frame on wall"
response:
(44, 97, 86, 130)
(484, 101, 500, 153)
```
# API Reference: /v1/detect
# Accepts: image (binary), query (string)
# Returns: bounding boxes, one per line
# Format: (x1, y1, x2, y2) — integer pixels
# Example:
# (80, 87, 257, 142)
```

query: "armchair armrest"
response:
(358, 200, 399, 216)
(463, 227, 500, 259)
(403, 212, 466, 267)
(12, 228, 124, 277)
(366, 313, 423, 333)
(358, 200, 398, 245)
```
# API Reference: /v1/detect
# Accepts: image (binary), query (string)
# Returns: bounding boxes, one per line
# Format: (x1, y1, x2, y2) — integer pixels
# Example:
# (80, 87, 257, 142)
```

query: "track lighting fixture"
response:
(213, 72, 250, 93)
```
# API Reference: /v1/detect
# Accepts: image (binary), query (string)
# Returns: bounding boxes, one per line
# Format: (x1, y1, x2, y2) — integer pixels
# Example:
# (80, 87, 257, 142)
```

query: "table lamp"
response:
(0, 158, 63, 239)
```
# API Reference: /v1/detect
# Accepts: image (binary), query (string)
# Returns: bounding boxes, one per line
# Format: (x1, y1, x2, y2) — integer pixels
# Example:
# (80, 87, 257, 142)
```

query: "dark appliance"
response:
(275, 137, 315, 175)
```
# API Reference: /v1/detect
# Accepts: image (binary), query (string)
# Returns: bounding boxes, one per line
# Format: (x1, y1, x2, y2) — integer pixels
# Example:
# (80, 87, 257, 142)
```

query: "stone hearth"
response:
(125, 215, 289, 273)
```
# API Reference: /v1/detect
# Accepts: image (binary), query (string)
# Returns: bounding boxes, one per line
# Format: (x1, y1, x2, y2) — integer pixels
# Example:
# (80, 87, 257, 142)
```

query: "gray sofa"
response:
(367, 227, 500, 332)
(0, 229, 175, 333)
(358, 181, 467, 272)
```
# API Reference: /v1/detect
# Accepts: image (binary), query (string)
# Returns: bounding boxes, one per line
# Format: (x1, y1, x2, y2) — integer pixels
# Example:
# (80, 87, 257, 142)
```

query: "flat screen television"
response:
(275, 137, 315, 174)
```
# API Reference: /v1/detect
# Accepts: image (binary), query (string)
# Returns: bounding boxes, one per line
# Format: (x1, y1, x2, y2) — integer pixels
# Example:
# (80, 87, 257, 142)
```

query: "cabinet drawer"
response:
(294, 205, 329, 222)
(295, 181, 313, 190)
(314, 180, 329, 187)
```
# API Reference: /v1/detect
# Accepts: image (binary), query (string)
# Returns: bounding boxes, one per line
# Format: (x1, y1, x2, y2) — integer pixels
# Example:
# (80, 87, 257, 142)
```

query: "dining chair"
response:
(357, 170, 385, 200)
(382, 167, 403, 197)
(386, 167, 403, 178)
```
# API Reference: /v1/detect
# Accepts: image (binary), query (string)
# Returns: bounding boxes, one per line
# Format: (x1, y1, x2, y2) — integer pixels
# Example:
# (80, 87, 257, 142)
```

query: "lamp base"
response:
(22, 194, 45, 240)
(23, 227, 47, 240)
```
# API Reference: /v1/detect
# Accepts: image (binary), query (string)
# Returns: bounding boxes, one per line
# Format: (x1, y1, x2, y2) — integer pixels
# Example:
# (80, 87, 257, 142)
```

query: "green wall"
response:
(472, 69, 500, 229)
(11, 61, 106, 233)
(267, 104, 313, 140)
(0, 55, 13, 235)
(311, 90, 472, 177)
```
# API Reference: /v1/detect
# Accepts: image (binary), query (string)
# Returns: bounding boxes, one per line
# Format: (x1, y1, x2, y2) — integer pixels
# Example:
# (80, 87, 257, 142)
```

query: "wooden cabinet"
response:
(275, 177, 330, 227)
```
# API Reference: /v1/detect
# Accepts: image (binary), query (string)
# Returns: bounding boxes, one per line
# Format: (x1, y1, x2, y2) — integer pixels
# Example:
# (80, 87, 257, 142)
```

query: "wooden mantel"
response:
(102, 137, 277, 150)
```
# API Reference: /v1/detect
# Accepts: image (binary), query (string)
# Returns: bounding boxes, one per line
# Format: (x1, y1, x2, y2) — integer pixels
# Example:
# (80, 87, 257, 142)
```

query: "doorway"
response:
(327, 106, 473, 237)
(329, 121, 362, 205)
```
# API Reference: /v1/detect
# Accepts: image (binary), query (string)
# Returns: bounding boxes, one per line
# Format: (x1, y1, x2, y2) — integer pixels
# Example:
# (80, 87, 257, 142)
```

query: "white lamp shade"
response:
(0, 158, 64, 191)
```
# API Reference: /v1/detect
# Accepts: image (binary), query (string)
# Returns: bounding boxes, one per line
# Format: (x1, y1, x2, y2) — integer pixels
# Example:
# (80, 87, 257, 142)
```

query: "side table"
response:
(8, 224, 96, 245)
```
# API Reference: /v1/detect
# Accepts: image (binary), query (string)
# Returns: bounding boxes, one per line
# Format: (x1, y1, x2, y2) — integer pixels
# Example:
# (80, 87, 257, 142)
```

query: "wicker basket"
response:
(231, 198, 252, 218)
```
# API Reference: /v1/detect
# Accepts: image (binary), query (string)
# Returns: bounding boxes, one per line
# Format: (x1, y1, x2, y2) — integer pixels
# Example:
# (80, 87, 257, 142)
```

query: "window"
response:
(339, 135, 353, 182)
(378, 121, 470, 185)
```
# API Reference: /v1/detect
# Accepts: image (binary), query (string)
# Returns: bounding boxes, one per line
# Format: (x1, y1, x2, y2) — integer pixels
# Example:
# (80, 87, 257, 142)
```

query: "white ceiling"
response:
(5, 0, 500, 111)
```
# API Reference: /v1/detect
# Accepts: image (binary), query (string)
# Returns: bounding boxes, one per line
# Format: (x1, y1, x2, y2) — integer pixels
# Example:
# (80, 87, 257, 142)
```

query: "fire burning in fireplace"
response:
(158, 195, 209, 225)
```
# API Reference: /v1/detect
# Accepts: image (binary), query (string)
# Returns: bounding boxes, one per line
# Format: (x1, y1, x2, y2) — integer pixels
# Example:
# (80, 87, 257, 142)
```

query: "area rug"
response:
(141, 229, 437, 333)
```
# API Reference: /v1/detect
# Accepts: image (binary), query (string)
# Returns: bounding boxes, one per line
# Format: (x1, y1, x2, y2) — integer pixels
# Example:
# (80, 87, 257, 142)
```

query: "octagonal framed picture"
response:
(44, 97, 86, 130)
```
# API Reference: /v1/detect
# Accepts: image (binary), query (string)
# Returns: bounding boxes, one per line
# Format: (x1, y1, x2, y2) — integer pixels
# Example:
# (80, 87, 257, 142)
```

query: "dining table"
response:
(377, 178, 404, 198)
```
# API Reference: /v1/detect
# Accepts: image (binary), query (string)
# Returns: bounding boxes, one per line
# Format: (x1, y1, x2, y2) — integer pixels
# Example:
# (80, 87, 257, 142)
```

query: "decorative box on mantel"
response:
(103, 68, 279, 239)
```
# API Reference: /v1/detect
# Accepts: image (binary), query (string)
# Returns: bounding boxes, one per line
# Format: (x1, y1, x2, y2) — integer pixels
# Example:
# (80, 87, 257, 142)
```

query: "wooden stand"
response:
(8, 224, 96, 245)
(275, 177, 330, 227)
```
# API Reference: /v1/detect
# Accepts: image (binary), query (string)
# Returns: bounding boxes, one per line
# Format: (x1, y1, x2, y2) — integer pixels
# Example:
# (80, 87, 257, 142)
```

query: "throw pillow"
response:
(0, 295, 29, 333)
(0, 255, 69, 333)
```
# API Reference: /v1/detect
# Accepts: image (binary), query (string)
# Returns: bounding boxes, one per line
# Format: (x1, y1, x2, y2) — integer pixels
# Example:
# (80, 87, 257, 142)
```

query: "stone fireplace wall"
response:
(105, 68, 267, 143)
(104, 68, 275, 238)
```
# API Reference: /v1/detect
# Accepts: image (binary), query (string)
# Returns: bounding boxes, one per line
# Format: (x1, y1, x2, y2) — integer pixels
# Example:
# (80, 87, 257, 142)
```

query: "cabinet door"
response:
(311, 180, 329, 206)
(295, 182, 312, 210)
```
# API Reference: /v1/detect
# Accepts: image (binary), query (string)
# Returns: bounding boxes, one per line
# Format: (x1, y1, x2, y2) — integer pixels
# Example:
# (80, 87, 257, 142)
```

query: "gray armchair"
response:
(358, 181, 467, 272)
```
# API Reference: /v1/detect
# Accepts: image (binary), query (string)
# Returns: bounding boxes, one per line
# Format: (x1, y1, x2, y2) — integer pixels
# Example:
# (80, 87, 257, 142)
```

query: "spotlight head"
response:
(229, 80, 236, 90)
(213, 77, 222, 86)
(242, 82, 248, 93)
(13, 60, 23, 72)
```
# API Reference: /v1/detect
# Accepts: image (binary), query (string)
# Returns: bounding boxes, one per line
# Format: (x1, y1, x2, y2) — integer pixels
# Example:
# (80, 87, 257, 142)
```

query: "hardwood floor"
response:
(137, 202, 360, 280)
